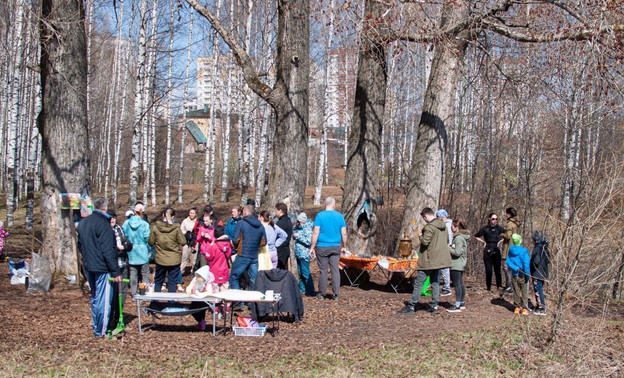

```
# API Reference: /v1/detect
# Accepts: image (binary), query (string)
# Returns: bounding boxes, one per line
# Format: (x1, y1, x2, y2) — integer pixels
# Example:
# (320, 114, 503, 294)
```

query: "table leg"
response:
(136, 298, 143, 334)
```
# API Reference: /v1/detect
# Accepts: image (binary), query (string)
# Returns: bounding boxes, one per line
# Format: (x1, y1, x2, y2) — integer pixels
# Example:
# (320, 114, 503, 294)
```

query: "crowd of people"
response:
(76, 195, 549, 337)
(398, 206, 550, 316)
(77, 196, 347, 337)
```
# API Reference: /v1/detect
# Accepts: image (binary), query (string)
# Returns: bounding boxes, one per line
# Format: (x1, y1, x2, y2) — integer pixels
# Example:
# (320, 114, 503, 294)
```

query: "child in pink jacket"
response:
(0, 221, 9, 261)
(203, 226, 232, 291)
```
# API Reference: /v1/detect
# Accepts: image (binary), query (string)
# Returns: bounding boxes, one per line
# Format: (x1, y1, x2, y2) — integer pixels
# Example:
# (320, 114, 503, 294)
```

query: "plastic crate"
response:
(233, 325, 268, 337)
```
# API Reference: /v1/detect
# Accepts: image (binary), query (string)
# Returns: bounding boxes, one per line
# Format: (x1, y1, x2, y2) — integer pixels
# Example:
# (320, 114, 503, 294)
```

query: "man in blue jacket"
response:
(506, 233, 531, 315)
(77, 197, 122, 337)
(229, 204, 267, 290)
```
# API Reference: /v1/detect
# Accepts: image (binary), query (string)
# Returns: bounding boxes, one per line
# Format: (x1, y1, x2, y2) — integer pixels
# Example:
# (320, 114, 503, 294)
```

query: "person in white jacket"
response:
(180, 207, 199, 275)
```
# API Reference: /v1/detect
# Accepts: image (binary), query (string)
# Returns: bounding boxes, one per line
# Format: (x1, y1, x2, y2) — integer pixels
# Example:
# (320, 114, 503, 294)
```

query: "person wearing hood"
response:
(148, 207, 186, 293)
(506, 233, 530, 315)
(446, 219, 470, 313)
(229, 204, 267, 290)
(77, 197, 121, 337)
(185, 265, 217, 331)
(398, 207, 451, 315)
(531, 231, 550, 316)
(122, 204, 152, 296)
(436, 209, 453, 297)
(293, 212, 315, 296)
(501, 207, 520, 294)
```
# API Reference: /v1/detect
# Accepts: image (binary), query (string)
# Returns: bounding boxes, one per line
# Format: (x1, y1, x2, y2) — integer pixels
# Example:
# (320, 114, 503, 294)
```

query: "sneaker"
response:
(331, 295, 339, 301)
(505, 287, 513, 293)
(459, 303, 466, 310)
(521, 308, 529, 315)
(440, 290, 452, 297)
(534, 308, 547, 316)
(397, 305, 415, 314)
(446, 306, 462, 313)
(197, 319, 206, 331)
(514, 307, 521, 314)
(316, 294, 325, 301)
(426, 306, 439, 314)
(177, 284, 184, 292)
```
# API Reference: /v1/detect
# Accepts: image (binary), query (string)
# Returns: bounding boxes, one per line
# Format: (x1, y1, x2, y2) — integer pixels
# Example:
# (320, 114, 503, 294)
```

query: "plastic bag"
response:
(26, 252, 52, 293)
(8, 258, 29, 285)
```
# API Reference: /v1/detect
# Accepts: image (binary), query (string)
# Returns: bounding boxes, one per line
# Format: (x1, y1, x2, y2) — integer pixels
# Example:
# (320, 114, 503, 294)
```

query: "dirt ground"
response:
(1, 187, 623, 376)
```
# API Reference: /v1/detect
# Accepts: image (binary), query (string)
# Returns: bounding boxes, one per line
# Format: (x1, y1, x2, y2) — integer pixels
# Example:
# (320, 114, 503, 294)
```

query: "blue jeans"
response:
(408, 269, 440, 308)
(154, 264, 181, 293)
(296, 258, 315, 296)
(229, 256, 258, 290)
(86, 271, 113, 336)
(533, 279, 545, 308)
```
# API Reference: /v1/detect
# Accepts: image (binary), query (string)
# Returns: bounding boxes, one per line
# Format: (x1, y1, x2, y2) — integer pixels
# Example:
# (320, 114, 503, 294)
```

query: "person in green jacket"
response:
(149, 207, 186, 293)
(398, 207, 451, 315)
(446, 219, 470, 313)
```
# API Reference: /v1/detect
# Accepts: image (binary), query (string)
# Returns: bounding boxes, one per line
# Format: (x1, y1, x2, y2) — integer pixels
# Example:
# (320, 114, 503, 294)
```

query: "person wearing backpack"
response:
(531, 231, 550, 316)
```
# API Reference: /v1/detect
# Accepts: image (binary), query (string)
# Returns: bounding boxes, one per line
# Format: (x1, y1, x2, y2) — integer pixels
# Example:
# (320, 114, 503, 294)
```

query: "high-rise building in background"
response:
(195, 55, 239, 112)
(326, 48, 357, 138)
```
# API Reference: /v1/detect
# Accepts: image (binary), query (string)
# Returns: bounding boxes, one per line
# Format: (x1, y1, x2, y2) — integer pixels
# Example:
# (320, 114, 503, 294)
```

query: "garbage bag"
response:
(26, 252, 51, 293)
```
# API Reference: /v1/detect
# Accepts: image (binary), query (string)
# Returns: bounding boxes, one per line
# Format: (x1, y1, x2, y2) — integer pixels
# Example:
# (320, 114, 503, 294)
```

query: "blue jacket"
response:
(506, 245, 531, 279)
(293, 219, 313, 262)
(224, 216, 242, 240)
(77, 210, 120, 276)
(122, 215, 151, 265)
(232, 215, 267, 259)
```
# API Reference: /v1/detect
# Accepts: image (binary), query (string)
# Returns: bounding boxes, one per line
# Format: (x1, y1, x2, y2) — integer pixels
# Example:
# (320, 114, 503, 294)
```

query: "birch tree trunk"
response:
(39, 0, 90, 275)
(398, 0, 469, 243)
(5, 0, 25, 227)
(220, 64, 234, 202)
(165, 2, 174, 205)
(178, 11, 194, 204)
(342, 0, 390, 255)
(130, 0, 148, 205)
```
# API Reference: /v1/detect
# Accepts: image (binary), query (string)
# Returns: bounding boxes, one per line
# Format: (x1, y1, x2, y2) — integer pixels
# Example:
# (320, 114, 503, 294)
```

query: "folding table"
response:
(377, 257, 419, 294)
(134, 292, 222, 335)
(339, 255, 382, 287)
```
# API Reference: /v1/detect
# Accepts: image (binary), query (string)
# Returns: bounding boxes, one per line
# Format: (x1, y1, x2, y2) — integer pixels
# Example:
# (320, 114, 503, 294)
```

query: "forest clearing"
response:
(1, 0, 624, 376)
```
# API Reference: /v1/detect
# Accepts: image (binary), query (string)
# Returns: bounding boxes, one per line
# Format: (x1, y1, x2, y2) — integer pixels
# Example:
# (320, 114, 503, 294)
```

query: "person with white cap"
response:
(436, 209, 453, 296)
(293, 212, 315, 296)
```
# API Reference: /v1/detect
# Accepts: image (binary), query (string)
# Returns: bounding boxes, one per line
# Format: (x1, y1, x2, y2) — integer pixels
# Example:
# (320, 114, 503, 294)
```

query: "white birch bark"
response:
(254, 105, 269, 206)
(220, 62, 234, 202)
(5, 0, 25, 226)
(130, 0, 148, 205)
(112, 0, 127, 207)
(178, 11, 194, 204)
(205, 0, 222, 203)
(165, 1, 174, 205)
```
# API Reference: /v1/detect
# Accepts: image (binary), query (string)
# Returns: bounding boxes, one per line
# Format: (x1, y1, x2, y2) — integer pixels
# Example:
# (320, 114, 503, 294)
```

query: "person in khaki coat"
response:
(500, 207, 520, 294)
(149, 207, 186, 293)
(398, 207, 451, 315)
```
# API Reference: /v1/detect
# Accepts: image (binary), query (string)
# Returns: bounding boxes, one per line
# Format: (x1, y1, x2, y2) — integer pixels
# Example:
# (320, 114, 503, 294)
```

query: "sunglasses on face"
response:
(490, 218, 498, 221)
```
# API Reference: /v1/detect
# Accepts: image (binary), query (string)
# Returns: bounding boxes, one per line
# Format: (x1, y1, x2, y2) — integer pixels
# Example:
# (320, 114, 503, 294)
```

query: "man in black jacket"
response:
(77, 197, 122, 337)
(275, 203, 293, 270)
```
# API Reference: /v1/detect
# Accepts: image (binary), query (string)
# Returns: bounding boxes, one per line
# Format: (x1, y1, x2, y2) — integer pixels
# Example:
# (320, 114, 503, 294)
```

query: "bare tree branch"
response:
(482, 19, 623, 43)
(183, 0, 275, 105)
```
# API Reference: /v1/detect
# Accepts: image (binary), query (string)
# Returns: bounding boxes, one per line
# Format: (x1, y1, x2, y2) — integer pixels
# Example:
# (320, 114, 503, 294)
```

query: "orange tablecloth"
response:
(339, 255, 382, 271)
(339, 255, 419, 272)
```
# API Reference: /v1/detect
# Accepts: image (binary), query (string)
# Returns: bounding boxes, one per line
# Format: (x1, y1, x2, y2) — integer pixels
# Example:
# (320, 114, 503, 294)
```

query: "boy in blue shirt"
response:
(506, 234, 530, 315)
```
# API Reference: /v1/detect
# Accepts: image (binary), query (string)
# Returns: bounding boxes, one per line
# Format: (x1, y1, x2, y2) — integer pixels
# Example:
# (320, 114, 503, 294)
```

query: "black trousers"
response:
(276, 245, 291, 270)
(483, 249, 502, 291)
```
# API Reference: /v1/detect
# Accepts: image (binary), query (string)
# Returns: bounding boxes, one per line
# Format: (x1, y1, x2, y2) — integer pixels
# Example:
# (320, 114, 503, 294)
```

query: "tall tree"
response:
(39, 0, 90, 274)
(185, 0, 310, 213)
(341, 0, 389, 254)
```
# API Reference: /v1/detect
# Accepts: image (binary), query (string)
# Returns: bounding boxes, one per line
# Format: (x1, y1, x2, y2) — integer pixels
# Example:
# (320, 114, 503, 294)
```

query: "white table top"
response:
(134, 292, 221, 302)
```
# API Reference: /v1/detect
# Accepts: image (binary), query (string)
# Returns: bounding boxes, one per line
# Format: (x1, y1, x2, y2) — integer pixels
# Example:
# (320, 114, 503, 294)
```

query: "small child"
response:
(0, 221, 9, 261)
(531, 231, 551, 316)
(506, 234, 531, 315)
(185, 265, 217, 331)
